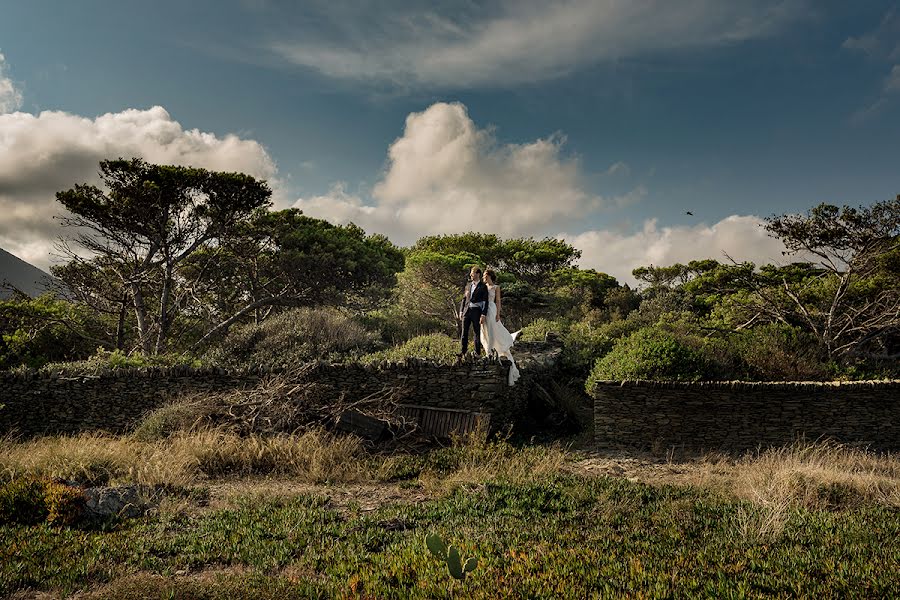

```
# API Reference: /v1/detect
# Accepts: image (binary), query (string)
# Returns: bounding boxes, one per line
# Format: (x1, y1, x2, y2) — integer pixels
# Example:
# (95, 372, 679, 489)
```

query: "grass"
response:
(1, 435, 898, 598)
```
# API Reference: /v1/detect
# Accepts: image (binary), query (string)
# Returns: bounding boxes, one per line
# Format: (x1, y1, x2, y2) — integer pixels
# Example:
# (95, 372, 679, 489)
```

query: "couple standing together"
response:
(459, 266, 521, 385)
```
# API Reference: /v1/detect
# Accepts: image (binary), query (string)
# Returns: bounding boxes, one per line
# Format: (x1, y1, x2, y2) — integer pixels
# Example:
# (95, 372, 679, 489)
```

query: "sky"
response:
(1, 0, 898, 285)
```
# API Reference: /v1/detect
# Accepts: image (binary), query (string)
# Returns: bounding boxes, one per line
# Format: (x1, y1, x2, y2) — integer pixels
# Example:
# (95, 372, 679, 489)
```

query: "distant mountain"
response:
(0, 247, 59, 300)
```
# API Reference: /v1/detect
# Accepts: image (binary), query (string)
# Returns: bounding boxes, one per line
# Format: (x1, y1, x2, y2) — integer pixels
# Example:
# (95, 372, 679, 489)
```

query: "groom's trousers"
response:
(461, 306, 484, 355)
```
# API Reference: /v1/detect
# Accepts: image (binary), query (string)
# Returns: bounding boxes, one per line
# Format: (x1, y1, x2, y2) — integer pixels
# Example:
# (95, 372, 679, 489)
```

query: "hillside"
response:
(0, 247, 57, 299)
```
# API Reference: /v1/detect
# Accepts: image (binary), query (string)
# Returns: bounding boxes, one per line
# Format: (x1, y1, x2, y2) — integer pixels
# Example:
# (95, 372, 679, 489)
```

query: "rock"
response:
(83, 484, 149, 519)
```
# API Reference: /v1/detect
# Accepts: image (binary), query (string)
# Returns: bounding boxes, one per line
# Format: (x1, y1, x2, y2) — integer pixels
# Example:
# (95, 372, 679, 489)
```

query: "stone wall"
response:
(0, 342, 561, 438)
(592, 380, 900, 453)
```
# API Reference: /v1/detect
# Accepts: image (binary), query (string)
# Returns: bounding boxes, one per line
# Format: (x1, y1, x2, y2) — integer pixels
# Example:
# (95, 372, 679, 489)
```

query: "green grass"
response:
(2, 475, 898, 598)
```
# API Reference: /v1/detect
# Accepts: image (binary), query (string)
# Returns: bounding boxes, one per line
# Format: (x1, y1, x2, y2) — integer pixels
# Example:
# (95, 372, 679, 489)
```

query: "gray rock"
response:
(84, 484, 150, 519)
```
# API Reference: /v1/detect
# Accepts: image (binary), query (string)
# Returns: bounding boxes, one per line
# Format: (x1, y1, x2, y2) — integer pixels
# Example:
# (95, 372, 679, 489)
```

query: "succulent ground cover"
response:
(1, 435, 898, 598)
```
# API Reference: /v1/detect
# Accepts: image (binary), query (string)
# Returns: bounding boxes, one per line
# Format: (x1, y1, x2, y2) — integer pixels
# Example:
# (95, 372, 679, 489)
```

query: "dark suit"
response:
(460, 280, 489, 355)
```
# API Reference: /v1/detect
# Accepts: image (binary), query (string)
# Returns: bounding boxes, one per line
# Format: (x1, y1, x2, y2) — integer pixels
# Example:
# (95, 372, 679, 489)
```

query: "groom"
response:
(459, 266, 489, 356)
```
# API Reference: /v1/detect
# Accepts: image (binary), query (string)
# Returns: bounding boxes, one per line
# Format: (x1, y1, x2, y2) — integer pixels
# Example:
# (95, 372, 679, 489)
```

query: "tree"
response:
(763, 197, 900, 359)
(188, 209, 404, 348)
(50, 258, 132, 351)
(56, 158, 272, 354)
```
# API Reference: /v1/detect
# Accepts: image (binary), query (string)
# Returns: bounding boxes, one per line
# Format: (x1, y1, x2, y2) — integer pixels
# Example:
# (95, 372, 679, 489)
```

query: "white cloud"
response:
(563, 215, 790, 285)
(0, 106, 278, 269)
(842, 8, 900, 60)
(271, 0, 807, 88)
(605, 161, 631, 177)
(293, 101, 642, 244)
(0, 52, 23, 113)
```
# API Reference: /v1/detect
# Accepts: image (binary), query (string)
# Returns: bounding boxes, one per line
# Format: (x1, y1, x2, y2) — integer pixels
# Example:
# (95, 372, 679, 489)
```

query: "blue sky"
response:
(1, 1, 898, 283)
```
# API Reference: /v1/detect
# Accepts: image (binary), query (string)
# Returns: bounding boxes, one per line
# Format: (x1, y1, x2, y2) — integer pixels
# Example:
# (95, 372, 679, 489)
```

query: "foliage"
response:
(37, 348, 201, 376)
(56, 158, 273, 355)
(425, 532, 478, 581)
(587, 327, 708, 385)
(733, 323, 827, 381)
(2, 475, 898, 597)
(361, 333, 459, 365)
(206, 307, 379, 369)
(356, 306, 446, 345)
(761, 197, 900, 360)
(0, 295, 103, 370)
(518, 317, 570, 342)
(188, 209, 404, 350)
(0, 477, 84, 527)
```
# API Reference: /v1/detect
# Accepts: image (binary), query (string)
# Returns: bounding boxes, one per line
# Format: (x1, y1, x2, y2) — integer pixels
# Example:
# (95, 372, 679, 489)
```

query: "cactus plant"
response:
(425, 533, 478, 581)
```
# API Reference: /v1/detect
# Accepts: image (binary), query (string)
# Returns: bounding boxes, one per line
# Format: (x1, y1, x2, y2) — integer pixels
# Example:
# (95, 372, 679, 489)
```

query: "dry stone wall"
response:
(0, 342, 561, 438)
(592, 380, 900, 453)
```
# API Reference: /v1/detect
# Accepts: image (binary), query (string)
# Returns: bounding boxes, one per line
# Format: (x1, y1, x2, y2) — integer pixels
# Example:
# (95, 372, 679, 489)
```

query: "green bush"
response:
(0, 477, 85, 526)
(561, 319, 640, 373)
(357, 307, 447, 344)
(587, 327, 707, 387)
(518, 318, 569, 342)
(207, 307, 379, 369)
(361, 333, 459, 364)
(38, 348, 201, 376)
(735, 323, 827, 381)
(0, 295, 103, 370)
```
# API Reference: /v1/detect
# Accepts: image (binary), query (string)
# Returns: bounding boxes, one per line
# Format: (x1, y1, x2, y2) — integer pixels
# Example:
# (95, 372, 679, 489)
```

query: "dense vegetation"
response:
(1, 159, 898, 383)
(1, 434, 898, 598)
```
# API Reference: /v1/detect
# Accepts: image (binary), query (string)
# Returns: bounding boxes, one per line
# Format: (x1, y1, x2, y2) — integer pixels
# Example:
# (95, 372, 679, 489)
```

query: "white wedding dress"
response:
(480, 285, 521, 385)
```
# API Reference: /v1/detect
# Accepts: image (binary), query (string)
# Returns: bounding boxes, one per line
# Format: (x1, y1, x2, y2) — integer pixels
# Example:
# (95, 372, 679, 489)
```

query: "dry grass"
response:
(730, 440, 900, 510)
(416, 432, 571, 495)
(0, 428, 367, 487)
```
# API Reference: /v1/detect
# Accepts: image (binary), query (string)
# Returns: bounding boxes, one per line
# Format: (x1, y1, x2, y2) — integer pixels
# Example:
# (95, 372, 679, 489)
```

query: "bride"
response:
(480, 269, 521, 385)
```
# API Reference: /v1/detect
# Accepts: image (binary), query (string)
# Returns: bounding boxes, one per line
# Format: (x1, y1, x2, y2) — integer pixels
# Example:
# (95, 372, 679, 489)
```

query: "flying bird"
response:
(685, 211, 694, 216)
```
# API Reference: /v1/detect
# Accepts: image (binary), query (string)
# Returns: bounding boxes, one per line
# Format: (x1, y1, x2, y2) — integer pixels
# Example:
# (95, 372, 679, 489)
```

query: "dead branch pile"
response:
(187, 363, 415, 437)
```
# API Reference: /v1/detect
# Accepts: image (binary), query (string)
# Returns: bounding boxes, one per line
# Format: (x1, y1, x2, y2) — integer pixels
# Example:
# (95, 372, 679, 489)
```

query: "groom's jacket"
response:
(460, 280, 489, 316)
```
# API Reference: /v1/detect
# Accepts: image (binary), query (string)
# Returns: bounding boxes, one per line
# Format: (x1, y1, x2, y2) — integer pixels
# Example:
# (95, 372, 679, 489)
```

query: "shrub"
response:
(561, 319, 634, 373)
(518, 318, 569, 342)
(131, 398, 209, 441)
(361, 333, 459, 364)
(207, 307, 378, 369)
(43, 479, 86, 526)
(735, 323, 827, 381)
(0, 477, 47, 525)
(38, 348, 201, 376)
(0, 476, 85, 526)
(587, 327, 707, 387)
(357, 308, 447, 344)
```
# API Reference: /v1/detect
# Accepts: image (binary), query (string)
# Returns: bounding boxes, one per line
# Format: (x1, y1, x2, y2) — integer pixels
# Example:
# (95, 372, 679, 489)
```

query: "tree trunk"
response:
(115, 294, 128, 351)
(155, 261, 174, 355)
(131, 283, 152, 355)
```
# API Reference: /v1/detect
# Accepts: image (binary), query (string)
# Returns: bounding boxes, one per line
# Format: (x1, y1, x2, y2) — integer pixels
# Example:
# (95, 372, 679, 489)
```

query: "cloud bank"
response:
(295, 101, 790, 284)
(562, 216, 790, 285)
(293, 101, 642, 244)
(0, 106, 277, 268)
(271, 0, 807, 88)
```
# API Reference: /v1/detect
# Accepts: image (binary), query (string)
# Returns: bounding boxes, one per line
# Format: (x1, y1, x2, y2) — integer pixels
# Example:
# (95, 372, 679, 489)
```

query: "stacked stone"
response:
(0, 343, 560, 438)
(591, 380, 900, 453)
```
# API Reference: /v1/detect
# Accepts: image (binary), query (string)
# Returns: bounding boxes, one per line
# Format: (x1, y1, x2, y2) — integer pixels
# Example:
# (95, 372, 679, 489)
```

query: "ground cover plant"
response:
(1, 435, 898, 598)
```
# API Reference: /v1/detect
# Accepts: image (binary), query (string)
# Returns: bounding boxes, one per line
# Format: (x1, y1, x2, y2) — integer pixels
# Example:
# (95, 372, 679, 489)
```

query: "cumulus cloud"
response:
(562, 215, 790, 285)
(294, 101, 642, 244)
(270, 0, 807, 88)
(0, 52, 23, 113)
(0, 106, 278, 269)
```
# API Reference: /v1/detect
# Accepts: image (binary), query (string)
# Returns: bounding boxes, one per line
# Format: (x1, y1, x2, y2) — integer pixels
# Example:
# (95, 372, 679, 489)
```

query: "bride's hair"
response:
(484, 269, 497, 283)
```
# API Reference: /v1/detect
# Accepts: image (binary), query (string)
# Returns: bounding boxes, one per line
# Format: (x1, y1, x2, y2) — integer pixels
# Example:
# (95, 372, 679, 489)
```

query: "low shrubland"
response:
(205, 307, 379, 369)
(360, 333, 460, 365)
(1, 434, 898, 598)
